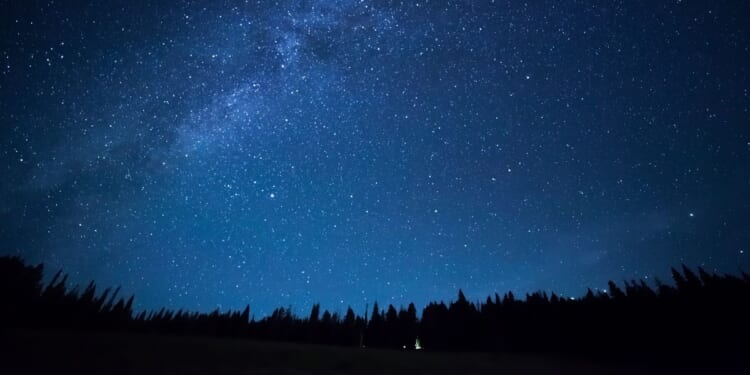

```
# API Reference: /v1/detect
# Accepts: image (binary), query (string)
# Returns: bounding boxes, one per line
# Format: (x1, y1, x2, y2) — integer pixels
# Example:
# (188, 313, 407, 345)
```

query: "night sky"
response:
(2, 0, 749, 317)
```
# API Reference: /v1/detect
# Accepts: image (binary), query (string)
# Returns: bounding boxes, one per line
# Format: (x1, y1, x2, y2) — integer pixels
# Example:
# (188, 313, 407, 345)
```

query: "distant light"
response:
(269, 193, 276, 199)
(689, 212, 694, 217)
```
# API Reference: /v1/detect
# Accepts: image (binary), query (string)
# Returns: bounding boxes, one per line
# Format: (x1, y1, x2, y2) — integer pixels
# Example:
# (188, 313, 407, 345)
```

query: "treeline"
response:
(2, 255, 749, 364)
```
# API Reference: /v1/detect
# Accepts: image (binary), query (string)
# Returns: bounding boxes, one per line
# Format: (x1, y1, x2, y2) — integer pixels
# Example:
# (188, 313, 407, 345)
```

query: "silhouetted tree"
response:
(2, 255, 749, 369)
(309, 303, 320, 323)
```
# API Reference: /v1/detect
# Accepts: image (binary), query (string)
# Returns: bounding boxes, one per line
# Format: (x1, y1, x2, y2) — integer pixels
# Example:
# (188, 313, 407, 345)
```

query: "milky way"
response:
(2, 0, 749, 316)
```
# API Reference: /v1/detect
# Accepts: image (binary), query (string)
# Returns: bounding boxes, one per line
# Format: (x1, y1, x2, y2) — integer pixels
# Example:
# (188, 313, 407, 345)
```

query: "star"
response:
(1, 0, 747, 317)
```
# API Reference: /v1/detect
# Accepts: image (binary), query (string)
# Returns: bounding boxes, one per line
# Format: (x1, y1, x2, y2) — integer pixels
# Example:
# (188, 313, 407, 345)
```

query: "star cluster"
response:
(2, 0, 749, 316)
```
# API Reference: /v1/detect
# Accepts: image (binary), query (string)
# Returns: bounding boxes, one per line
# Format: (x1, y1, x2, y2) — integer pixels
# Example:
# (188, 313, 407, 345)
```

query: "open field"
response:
(1, 330, 743, 374)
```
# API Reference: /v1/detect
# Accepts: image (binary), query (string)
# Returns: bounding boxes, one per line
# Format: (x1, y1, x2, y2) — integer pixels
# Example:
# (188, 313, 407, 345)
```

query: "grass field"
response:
(1, 330, 743, 374)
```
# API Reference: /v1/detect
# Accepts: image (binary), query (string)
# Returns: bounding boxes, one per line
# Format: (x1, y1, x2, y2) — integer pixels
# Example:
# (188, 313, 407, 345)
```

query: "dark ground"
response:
(0, 330, 744, 374)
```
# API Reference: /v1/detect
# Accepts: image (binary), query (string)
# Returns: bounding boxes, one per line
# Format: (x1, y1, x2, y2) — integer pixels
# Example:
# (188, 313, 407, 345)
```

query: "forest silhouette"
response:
(2, 255, 749, 368)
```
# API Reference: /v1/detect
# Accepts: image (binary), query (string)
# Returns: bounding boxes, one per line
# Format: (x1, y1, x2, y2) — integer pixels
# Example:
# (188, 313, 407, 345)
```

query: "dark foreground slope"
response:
(1, 329, 743, 375)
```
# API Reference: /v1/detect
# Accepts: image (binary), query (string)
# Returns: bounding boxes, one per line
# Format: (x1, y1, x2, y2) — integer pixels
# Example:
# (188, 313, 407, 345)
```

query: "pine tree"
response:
(309, 303, 320, 323)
